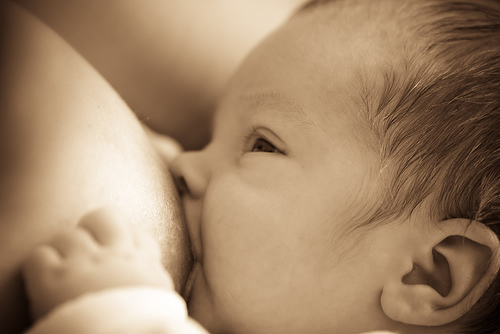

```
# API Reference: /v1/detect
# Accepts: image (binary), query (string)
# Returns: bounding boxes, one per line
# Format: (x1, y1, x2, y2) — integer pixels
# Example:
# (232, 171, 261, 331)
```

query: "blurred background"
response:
(16, 0, 308, 149)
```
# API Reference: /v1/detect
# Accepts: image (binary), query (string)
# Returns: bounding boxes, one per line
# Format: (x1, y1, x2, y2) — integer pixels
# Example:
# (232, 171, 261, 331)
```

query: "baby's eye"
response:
(251, 138, 283, 154)
(243, 126, 287, 155)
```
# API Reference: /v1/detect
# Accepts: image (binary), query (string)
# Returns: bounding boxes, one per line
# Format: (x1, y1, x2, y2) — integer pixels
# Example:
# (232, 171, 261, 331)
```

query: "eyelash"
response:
(244, 127, 286, 155)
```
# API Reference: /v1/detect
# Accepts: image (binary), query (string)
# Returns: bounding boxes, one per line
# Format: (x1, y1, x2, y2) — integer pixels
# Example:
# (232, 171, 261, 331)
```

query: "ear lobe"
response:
(380, 219, 500, 326)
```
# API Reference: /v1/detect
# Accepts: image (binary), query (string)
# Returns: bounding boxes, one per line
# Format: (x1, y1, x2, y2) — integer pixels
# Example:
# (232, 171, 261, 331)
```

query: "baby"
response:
(23, 0, 500, 333)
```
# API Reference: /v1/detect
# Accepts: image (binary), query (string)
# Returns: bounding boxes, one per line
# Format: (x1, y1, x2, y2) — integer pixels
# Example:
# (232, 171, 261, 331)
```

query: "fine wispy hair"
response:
(301, 1, 500, 333)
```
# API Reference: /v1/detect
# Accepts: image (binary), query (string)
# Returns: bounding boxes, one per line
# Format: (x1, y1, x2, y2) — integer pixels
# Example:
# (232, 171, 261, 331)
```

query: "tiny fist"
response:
(77, 207, 135, 248)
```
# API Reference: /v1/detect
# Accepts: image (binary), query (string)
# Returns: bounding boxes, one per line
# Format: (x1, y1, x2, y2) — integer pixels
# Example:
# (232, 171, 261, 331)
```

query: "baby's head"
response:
(170, 0, 500, 333)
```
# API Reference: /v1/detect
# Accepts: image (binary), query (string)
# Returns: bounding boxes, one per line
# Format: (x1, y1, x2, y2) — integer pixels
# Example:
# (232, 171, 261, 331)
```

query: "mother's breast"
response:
(0, 2, 191, 332)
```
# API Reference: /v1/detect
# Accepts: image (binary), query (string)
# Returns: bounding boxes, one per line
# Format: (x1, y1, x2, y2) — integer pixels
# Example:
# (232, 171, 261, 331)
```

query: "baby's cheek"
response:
(201, 176, 283, 289)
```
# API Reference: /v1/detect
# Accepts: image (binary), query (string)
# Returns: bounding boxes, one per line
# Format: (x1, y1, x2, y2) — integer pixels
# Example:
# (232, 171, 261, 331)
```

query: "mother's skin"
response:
(0, 1, 308, 332)
(16, 0, 307, 149)
(0, 3, 191, 332)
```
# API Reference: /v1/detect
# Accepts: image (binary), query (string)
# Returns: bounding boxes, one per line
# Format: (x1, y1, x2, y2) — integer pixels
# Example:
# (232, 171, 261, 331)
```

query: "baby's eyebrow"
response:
(239, 91, 317, 127)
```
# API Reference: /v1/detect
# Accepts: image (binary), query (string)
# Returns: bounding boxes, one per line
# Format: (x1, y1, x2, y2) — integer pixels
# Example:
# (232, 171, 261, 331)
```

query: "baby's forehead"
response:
(298, 3, 424, 85)
(292, 0, 422, 58)
(297, 0, 408, 28)
(219, 0, 424, 136)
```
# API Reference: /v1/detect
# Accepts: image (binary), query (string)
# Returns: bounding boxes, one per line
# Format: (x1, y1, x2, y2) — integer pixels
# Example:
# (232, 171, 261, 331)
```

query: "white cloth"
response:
(25, 286, 208, 334)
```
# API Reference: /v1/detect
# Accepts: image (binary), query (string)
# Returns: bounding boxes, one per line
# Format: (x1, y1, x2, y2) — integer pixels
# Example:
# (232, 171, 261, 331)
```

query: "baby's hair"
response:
(300, 0, 500, 333)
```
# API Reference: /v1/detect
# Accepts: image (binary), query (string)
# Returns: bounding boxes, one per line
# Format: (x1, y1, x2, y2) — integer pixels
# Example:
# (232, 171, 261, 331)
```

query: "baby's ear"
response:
(380, 218, 500, 326)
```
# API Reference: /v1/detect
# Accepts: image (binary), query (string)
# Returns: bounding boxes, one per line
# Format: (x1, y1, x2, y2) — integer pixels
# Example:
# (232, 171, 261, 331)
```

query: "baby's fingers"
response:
(78, 207, 135, 250)
(50, 227, 98, 257)
(22, 245, 63, 319)
(23, 245, 62, 278)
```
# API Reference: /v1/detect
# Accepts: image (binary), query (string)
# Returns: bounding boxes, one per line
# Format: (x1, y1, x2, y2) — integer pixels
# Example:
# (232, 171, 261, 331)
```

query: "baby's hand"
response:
(23, 208, 174, 320)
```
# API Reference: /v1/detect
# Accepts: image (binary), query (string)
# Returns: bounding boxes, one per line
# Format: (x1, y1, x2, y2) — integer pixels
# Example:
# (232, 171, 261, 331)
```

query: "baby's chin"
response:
(185, 270, 227, 334)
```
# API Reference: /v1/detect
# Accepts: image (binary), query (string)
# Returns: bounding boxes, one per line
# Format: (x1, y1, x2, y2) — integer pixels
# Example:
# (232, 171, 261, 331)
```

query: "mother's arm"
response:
(15, 0, 307, 149)
(0, 3, 190, 333)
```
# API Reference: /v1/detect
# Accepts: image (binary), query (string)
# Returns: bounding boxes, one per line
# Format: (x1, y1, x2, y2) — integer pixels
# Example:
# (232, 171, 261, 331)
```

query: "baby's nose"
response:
(169, 151, 209, 198)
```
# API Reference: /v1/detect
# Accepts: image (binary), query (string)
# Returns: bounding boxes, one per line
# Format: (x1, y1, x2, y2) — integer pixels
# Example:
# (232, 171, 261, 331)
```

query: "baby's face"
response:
(171, 5, 402, 334)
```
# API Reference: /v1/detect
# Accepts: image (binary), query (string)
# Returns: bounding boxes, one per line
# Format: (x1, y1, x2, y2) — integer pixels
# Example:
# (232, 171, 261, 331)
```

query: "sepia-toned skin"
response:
(168, 4, 394, 333)
(168, 2, 500, 333)
(2, 2, 498, 334)
(167, 3, 440, 334)
(0, 3, 190, 333)
(0, 1, 310, 332)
